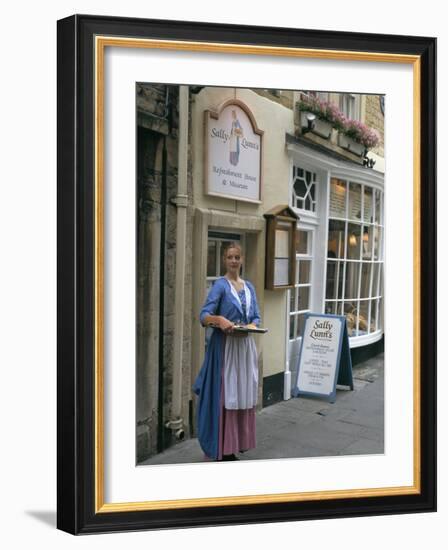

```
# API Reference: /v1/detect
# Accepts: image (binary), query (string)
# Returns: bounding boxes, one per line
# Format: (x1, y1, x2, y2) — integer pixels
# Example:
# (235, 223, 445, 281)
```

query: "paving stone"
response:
(340, 437, 384, 455)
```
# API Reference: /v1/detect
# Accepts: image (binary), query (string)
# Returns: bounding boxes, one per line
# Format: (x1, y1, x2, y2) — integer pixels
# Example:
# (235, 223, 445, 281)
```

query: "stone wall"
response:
(254, 89, 294, 109)
(364, 95, 385, 157)
(136, 83, 180, 462)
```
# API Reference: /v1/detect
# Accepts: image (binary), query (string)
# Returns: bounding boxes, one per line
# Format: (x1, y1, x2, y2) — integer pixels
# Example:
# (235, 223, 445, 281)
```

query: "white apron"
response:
(223, 334, 259, 409)
(222, 280, 258, 409)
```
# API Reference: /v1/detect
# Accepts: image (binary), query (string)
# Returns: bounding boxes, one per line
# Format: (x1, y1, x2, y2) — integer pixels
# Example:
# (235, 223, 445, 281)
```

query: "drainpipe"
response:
(157, 136, 168, 453)
(165, 85, 189, 441)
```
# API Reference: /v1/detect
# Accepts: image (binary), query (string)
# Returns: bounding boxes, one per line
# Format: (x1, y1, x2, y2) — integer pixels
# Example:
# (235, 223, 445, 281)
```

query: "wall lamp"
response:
(302, 113, 316, 134)
(363, 155, 376, 169)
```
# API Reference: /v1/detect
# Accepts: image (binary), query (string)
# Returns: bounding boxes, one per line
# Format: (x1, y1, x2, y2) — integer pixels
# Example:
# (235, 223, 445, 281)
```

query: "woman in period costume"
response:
(193, 243, 261, 461)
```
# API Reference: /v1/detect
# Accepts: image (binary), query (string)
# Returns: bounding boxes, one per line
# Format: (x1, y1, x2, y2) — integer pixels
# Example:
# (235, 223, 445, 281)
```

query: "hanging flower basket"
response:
(337, 133, 365, 156)
(300, 111, 333, 139)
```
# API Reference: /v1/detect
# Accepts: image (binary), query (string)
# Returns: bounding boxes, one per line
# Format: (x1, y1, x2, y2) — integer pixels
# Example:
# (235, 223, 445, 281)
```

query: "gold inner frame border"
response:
(94, 35, 421, 513)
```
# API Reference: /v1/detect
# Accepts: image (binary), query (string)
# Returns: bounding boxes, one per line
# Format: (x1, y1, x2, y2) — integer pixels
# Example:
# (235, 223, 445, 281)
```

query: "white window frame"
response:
(288, 224, 315, 339)
(325, 176, 384, 348)
(291, 164, 319, 214)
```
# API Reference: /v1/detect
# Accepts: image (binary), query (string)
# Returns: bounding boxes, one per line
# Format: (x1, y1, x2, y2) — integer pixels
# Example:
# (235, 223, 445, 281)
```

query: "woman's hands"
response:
(216, 316, 235, 333)
(204, 315, 235, 333)
(204, 316, 252, 335)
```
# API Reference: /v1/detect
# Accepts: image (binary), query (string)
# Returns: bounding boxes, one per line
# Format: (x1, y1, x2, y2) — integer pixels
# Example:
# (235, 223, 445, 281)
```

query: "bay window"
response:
(325, 178, 384, 339)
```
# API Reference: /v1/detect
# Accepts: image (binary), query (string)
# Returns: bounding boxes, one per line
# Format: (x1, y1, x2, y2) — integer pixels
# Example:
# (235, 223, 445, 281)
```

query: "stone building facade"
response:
(136, 85, 385, 462)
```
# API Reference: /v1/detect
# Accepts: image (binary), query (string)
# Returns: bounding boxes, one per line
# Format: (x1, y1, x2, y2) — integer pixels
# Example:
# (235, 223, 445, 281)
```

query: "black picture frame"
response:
(57, 14, 436, 535)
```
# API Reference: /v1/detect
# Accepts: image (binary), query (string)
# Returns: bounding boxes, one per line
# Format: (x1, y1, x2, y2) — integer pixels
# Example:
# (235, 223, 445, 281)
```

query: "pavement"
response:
(140, 353, 384, 465)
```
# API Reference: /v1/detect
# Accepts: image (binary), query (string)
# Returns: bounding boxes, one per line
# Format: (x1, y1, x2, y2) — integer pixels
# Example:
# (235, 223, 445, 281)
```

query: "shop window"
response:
(292, 165, 317, 212)
(325, 178, 384, 338)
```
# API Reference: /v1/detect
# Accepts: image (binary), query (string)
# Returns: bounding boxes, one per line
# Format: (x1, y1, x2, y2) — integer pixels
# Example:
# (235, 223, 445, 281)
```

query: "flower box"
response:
(338, 133, 365, 156)
(300, 111, 333, 139)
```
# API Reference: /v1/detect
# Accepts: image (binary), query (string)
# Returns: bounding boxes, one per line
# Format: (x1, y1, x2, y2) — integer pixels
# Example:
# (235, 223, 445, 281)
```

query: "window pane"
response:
(292, 165, 317, 210)
(374, 226, 382, 260)
(375, 190, 383, 225)
(344, 301, 358, 337)
(344, 262, 360, 299)
(363, 186, 373, 223)
(294, 178, 307, 199)
(325, 301, 337, 315)
(296, 314, 306, 338)
(328, 219, 345, 258)
(371, 299, 379, 332)
(298, 286, 310, 311)
(372, 263, 380, 297)
(207, 241, 217, 277)
(378, 297, 383, 331)
(347, 223, 361, 259)
(362, 225, 373, 260)
(359, 301, 370, 335)
(329, 178, 346, 218)
(378, 263, 384, 295)
(289, 314, 296, 340)
(290, 289, 297, 313)
(360, 263, 372, 298)
(296, 230, 309, 254)
(326, 260, 343, 300)
(348, 182, 362, 221)
(299, 260, 311, 284)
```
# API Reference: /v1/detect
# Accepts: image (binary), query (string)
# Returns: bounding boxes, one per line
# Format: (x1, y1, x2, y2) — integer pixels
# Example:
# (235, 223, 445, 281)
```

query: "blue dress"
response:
(238, 288, 249, 324)
(192, 277, 261, 459)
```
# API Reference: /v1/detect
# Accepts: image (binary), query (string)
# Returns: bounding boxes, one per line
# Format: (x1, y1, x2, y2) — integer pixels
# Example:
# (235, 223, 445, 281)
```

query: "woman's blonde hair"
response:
(221, 241, 243, 260)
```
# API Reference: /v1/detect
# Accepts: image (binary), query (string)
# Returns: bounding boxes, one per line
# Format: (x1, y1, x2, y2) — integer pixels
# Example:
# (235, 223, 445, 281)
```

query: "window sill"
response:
(349, 329, 383, 349)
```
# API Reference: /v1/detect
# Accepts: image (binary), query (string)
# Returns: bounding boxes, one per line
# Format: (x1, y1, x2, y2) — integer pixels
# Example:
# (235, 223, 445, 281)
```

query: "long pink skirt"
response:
(218, 367, 256, 459)
(202, 335, 257, 461)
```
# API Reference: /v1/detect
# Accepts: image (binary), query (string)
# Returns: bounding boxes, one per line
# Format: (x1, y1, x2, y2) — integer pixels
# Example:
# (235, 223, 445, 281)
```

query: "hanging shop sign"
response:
(292, 313, 353, 403)
(205, 101, 263, 203)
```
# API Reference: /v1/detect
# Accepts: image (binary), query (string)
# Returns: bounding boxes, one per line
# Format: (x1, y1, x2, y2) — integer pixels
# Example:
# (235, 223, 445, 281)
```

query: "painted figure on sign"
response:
(229, 109, 243, 166)
(193, 243, 261, 461)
